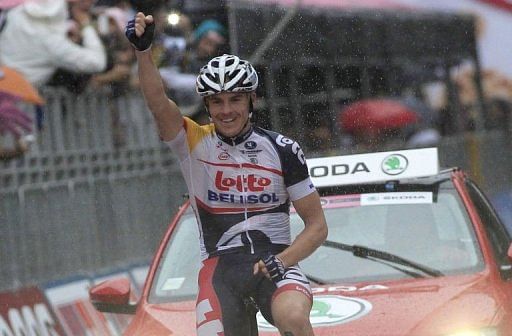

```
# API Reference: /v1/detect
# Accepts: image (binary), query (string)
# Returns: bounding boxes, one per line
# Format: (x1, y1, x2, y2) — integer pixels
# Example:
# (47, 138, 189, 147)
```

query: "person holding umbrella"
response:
(0, 0, 106, 87)
(338, 97, 440, 151)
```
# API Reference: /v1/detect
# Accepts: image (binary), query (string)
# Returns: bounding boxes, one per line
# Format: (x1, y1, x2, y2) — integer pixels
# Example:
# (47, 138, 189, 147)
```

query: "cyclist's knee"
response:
(272, 292, 312, 335)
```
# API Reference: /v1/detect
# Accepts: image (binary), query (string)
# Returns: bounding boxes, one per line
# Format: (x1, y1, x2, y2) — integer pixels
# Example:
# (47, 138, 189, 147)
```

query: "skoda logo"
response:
(381, 154, 408, 175)
(245, 141, 257, 150)
(257, 295, 372, 330)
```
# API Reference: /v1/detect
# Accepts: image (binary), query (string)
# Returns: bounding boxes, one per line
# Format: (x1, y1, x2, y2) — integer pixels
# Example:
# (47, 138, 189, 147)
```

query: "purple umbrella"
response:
(0, 92, 33, 137)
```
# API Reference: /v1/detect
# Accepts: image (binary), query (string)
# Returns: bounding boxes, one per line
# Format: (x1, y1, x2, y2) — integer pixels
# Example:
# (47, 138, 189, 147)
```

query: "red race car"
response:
(90, 148, 512, 336)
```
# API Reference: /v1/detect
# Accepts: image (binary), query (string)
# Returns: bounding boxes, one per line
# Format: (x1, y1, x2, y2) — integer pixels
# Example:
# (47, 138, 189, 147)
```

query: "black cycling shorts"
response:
(195, 251, 312, 336)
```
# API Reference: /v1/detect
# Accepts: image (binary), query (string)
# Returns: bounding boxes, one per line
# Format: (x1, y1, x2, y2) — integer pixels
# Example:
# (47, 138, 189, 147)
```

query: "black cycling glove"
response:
(262, 252, 286, 284)
(125, 17, 155, 51)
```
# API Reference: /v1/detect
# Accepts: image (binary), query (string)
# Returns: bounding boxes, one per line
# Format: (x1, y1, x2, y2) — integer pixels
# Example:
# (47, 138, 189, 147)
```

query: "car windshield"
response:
(149, 181, 484, 303)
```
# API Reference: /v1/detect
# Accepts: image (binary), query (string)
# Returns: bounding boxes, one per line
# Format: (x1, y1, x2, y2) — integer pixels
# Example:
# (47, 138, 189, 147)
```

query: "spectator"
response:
(152, 7, 193, 68)
(307, 117, 338, 157)
(399, 95, 441, 148)
(91, 6, 136, 146)
(450, 66, 512, 132)
(338, 97, 440, 152)
(158, 16, 228, 122)
(186, 19, 228, 71)
(46, 19, 95, 93)
(0, 0, 107, 88)
(90, 6, 134, 95)
(47, 0, 106, 93)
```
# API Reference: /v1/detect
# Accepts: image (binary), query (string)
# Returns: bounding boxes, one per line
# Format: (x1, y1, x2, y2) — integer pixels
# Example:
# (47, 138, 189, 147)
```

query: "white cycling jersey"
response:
(166, 117, 316, 260)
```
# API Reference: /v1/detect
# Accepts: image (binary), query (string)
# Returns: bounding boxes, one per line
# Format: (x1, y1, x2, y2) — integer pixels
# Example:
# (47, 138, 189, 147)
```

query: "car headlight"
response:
(446, 328, 498, 336)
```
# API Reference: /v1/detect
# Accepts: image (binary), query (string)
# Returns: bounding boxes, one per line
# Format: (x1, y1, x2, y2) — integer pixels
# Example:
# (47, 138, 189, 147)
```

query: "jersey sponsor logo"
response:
(245, 141, 257, 149)
(215, 171, 271, 192)
(208, 190, 279, 204)
(218, 152, 230, 160)
(276, 135, 305, 165)
(239, 149, 262, 154)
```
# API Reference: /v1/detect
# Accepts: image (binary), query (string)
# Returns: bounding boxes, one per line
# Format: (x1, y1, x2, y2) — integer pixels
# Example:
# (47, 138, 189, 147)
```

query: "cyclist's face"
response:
(207, 92, 254, 137)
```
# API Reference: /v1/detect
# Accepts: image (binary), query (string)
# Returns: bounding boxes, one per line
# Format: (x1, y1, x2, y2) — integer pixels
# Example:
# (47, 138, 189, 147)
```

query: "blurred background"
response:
(1, 0, 512, 333)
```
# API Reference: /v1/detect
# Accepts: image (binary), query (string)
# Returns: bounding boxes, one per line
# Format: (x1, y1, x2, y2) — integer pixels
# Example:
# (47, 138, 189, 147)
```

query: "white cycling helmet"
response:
(196, 54, 258, 97)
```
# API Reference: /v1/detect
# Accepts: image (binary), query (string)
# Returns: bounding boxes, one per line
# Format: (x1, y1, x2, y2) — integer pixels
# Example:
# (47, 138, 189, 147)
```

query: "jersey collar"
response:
(216, 124, 254, 146)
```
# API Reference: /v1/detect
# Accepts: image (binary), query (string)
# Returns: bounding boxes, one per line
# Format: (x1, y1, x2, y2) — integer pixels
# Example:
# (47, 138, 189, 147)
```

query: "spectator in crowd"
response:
(338, 97, 441, 152)
(158, 16, 228, 122)
(90, 6, 134, 95)
(185, 18, 228, 71)
(46, 0, 106, 93)
(151, 7, 193, 68)
(399, 94, 441, 148)
(129, 7, 190, 90)
(0, 0, 107, 88)
(307, 117, 338, 157)
(478, 70, 512, 130)
(440, 66, 512, 133)
(91, 5, 136, 146)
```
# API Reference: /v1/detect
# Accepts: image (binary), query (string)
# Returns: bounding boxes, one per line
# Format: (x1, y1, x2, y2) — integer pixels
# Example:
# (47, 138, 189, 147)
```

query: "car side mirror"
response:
(508, 243, 512, 263)
(89, 278, 137, 315)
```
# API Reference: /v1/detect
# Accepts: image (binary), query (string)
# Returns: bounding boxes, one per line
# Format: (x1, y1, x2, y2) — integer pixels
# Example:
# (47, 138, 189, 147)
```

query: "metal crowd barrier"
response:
(36, 87, 160, 152)
(1, 88, 189, 291)
(0, 170, 187, 291)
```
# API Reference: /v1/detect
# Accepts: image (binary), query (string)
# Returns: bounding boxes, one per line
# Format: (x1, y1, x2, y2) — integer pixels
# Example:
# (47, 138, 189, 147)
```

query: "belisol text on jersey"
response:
(208, 190, 279, 204)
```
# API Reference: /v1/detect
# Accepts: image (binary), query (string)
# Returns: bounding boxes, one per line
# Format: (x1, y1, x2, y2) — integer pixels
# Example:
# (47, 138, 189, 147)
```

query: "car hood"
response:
(126, 272, 501, 336)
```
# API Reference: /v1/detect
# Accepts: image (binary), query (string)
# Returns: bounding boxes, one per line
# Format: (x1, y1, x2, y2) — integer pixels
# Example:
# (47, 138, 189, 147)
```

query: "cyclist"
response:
(126, 12, 328, 336)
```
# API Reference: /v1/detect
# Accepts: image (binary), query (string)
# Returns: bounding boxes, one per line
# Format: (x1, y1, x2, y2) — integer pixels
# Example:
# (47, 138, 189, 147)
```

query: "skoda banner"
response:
(307, 147, 439, 187)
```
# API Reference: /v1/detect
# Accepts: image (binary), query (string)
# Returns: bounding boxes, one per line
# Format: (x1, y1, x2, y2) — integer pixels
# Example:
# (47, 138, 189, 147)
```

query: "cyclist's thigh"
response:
(196, 256, 257, 336)
(255, 265, 312, 326)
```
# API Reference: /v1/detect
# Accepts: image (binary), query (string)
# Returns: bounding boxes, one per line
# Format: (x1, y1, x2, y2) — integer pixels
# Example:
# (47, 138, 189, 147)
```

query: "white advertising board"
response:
(307, 147, 439, 187)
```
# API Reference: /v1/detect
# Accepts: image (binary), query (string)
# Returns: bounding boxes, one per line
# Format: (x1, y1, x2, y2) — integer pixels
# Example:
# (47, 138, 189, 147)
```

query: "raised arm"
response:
(126, 12, 184, 141)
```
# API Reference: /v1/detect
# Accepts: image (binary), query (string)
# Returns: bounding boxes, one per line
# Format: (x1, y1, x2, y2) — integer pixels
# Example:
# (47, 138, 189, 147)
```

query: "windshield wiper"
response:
(322, 240, 444, 278)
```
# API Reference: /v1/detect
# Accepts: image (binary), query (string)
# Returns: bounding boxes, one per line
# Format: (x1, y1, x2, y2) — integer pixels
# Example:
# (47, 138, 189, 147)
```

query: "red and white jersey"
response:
(166, 117, 316, 260)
